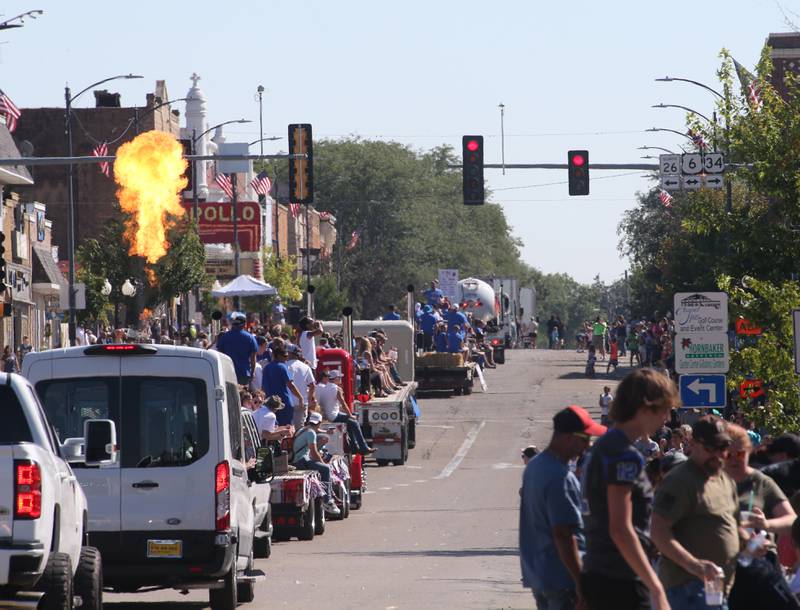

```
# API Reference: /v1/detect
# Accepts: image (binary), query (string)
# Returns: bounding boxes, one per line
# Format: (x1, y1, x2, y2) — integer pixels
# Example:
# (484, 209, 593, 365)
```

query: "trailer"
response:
(414, 352, 476, 396)
(356, 383, 417, 466)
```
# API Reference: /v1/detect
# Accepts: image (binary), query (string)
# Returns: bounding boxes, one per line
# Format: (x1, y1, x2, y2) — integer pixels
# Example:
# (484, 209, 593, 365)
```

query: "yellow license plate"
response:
(147, 539, 182, 559)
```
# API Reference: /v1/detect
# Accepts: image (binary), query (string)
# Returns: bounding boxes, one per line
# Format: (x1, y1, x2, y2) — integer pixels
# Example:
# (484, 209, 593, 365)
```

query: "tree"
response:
(156, 217, 208, 301)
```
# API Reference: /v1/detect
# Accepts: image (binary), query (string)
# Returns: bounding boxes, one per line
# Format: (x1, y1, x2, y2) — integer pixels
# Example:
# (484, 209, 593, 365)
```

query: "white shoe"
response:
(323, 500, 340, 516)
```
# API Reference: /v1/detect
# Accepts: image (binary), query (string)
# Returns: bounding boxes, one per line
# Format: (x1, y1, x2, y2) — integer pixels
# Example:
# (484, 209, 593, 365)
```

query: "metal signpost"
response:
(660, 153, 725, 192)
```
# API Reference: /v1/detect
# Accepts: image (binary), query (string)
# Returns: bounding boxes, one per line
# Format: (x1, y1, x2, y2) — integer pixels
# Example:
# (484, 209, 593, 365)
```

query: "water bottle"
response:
(738, 530, 767, 567)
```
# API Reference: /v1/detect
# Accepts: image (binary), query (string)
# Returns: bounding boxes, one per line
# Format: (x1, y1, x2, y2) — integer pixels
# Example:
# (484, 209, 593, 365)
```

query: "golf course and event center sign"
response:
(674, 292, 729, 374)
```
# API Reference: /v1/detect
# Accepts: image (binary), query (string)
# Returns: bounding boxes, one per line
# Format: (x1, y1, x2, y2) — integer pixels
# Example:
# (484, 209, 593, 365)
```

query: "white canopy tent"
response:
(211, 275, 277, 298)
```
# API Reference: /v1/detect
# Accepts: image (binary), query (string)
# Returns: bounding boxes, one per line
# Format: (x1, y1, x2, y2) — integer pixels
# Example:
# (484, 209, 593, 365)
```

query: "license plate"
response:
(147, 539, 182, 559)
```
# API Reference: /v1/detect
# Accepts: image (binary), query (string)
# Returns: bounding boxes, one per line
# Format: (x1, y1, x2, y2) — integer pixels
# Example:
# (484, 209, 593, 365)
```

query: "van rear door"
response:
(119, 357, 216, 556)
(33, 356, 122, 536)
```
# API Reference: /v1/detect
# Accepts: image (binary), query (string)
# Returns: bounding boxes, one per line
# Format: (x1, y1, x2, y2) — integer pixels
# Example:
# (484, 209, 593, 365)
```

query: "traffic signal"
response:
(179, 138, 193, 193)
(0, 231, 6, 291)
(462, 135, 484, 205)
(568, 150, 589, 196)
(288, 124, 313, 204)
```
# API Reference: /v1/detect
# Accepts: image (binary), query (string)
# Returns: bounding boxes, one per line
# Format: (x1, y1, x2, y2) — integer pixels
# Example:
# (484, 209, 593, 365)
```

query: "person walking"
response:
(286, 345, 317, 430)
(592, 317, 607, 360)
(581, 368, 679, 610)
(215, 311, 258, 385)
(651, 415, 741, 610)
(520, 405, 606, 610)
(262, 346, 304, 428)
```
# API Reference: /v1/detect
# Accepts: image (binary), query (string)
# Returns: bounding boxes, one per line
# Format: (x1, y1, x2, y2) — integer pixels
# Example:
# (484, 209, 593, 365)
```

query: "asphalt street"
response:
(106, 348, 627, 610)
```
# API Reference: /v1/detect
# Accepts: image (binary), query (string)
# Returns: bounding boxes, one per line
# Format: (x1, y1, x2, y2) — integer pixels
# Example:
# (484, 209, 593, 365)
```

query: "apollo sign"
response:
(182, 200, 261, 252)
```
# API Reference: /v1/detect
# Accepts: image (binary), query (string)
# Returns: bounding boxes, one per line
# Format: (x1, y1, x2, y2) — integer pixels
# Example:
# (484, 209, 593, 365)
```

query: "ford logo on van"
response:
(166, 518, 181, 525)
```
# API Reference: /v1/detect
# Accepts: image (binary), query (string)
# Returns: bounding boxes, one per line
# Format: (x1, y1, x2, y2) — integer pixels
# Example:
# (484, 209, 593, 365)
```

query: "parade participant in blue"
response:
(382, 304, 401, 321)
(420, 305, 438, 352)
(423, 279, 444, 307)
(215, 311, 258, 385)
(446, 302, 470, 331)
(434, 322, 449, 352)
(262, 345, 305, 427)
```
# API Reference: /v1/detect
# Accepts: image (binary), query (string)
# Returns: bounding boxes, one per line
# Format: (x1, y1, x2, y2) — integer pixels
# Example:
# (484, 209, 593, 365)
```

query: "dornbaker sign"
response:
(182, 200, 261, 252)
(674, 292, 729, 374)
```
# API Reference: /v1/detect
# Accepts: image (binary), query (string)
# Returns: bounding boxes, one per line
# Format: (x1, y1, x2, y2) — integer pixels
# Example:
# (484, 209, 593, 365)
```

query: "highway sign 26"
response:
(679, 374, 726, 408)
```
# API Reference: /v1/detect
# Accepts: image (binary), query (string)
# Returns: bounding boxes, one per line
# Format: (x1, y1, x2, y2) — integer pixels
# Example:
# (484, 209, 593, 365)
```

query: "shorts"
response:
(582, 572, 650, 610)
(593, 336, 604, 349)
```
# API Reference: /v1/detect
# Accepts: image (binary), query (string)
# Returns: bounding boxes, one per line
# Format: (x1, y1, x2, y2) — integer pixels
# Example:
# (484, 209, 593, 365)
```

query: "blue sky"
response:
(0, 0, 790, 283)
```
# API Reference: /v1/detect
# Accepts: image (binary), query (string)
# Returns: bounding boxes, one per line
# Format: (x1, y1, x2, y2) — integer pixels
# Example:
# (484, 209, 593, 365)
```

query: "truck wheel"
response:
(37, 552, 73, 610)
(464, 380, 473, 395)
(209, 561, 237, 610)
(236, 549, 255, 603)
(313, 497, 326, 535)
(495, 350, 505, 364)
(298, 502, 315, 541)
(407, 417, 416, 449)
(453, 386, 463, 396)
(74, 546, 102, 610)
(376, 459, 390, 467)
(393, 429, 407, 466)
(342, 481, 351, 518)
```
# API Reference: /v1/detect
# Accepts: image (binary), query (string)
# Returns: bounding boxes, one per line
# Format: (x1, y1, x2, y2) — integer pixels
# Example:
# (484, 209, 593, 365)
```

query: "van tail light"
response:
(215, 461, 230, 532)
(15, 460, 41, 520)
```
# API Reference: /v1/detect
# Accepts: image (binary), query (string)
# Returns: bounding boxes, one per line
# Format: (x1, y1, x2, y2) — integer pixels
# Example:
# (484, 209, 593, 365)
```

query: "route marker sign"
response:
(679, 374, 726, 408)
(674, 292, 729, 374)
(660, 155, 681, 176)
(659, 153, 725, 192)
(703, 152, 724, 174)
(681, 153, 703, 175)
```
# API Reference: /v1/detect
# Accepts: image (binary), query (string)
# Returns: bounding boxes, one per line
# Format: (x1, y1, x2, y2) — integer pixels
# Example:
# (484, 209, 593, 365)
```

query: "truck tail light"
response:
(283, 479, 304, 505)
(491, 338, 502, 346)
(15, 460, 41, 519)
(215, 461, 230, 532)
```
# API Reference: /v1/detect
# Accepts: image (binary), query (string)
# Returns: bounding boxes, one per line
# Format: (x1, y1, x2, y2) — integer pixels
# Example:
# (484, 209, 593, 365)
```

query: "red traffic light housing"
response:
(462, 135, 484, 205)
(568, 150, 589, 196)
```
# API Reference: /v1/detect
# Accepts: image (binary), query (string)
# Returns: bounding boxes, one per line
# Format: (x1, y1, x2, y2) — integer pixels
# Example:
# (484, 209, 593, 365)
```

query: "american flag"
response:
(92, 142, 110, 177)
(318, 211, 331, 221)
(346, 229, 360, 250)
(289, 203, 301, 218)
(215, 173, 233, 199)
(687, 129, 708, 151)
(733, 58, 763, 113)
(659, 189, 673, 208)
(250, 171, 272, 196)
(0, 90, 21, 133)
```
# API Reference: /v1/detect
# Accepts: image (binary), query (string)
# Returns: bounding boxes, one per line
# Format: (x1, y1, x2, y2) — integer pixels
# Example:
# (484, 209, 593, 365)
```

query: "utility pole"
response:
(232, 173, 240, 310)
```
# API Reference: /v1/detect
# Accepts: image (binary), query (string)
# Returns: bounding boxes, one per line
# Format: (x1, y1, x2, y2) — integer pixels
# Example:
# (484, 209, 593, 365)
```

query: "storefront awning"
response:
(32, 246, 66, 295)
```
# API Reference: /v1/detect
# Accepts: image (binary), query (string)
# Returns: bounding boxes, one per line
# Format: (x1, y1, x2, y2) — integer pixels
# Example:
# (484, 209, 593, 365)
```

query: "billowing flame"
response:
(144, 267, 157, 287)
(114, 131, 188, 263)
(139, 307, 153, 321)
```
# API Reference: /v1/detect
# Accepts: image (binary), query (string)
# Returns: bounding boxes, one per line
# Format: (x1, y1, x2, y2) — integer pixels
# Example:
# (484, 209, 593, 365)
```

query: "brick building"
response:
(767, 32, 800, 98)
(11, 81, 181, 252)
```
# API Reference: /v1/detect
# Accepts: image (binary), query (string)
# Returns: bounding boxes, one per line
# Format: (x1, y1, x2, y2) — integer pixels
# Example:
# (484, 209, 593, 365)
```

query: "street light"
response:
(249, 136, 281, 147)
(638, 145, 679, 155)
(190, 119, 252, 221)
(646, 127, 699, 146)
(101, 278, 137, 327)
(134, 96, 193, 134)
(65, 73, 143, 346)
(655, 76, 724, 100)
(652, 103, 713, 125)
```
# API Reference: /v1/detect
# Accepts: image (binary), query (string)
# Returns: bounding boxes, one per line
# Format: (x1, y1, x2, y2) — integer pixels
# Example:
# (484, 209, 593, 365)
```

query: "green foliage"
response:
(241, 248, 303, 316)
(311, 274, 349, 321)
(156, 218, 208, 301)
(718, 275, 800, 433)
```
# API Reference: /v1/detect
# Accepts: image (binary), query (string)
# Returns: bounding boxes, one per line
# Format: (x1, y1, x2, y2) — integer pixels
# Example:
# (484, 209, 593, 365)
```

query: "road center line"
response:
(434, 420, 486, 480)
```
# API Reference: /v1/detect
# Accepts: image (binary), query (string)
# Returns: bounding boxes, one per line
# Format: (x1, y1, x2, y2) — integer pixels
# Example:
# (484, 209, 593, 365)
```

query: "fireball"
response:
(114, 131, 188, 263)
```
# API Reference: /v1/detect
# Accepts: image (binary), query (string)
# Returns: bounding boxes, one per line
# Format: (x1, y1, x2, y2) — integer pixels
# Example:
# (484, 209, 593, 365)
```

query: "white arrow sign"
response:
(687, 378, 717, 403)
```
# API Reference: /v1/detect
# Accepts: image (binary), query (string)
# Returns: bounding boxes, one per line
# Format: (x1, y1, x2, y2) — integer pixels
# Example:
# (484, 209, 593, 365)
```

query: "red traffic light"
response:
(466, 139, 480, 152)
(571, 153, 585, 167)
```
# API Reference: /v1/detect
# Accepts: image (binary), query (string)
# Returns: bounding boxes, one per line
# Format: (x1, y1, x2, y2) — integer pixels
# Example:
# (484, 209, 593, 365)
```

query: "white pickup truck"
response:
(0, 372, 110, 610)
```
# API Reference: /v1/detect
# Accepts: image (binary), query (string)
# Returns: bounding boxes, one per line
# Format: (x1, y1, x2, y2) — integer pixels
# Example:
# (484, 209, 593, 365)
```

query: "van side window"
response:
(0, 385, 32, 444)
(121, 378, 209, 468)
(225, 383, 243, 461)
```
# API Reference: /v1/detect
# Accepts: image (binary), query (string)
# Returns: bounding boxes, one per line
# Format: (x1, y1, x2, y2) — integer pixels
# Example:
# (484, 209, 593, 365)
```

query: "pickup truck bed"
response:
(415, 352, 476, 395)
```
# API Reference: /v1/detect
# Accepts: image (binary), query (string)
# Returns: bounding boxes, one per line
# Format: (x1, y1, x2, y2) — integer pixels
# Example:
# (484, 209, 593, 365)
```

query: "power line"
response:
(493, 171, 646, 191)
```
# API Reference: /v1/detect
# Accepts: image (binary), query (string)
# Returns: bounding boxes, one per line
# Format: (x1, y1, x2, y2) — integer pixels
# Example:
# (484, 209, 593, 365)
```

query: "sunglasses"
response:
(702, 441, 732, 453)
(573, 432, 591, 441)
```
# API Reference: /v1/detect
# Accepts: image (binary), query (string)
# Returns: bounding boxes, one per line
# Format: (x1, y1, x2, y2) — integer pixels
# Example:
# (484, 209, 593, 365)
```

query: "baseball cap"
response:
(553, 405, 607, 436)
(327, 370, 343, 379)
(692, 415, 732, 448)
(230, 311, 246, 325)
(307, 412, 322, 425)
(767, 433, 800, 458)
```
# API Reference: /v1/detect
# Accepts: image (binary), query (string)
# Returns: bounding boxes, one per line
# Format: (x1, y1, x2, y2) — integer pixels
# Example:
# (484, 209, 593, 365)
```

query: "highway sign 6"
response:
(703, 153, 724, 174)
(681, 153, 702, 175)
(660, 154, 681, 176)
(703, 174, 724, 189)
(679, 374, 726, 408)
(682, 175, 702, 190)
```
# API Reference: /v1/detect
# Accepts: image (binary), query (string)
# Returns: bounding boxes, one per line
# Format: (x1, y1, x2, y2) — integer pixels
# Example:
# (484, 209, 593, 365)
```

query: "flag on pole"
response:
(250, 171, 272, 196)
(92, 142, 110, 177)
(687, 128, 708, 151)
(0, 89, 21, 132)
(289, 203, 301, 218)
(215, 173, 233, 199)
(659, 189, 673, 208)
(733, 58, 763, 112)
(347, 229, 360, 250)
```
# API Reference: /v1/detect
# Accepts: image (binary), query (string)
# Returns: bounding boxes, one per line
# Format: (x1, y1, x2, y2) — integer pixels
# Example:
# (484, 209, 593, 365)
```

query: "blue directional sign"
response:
(679, 374, 727, 408)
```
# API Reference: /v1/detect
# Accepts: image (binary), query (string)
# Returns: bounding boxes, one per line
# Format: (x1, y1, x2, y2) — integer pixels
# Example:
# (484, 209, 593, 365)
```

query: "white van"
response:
(23, 344, 264, 609)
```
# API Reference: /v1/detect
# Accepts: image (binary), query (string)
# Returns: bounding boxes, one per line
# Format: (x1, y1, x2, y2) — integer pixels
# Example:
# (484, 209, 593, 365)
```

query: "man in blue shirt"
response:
(434, 323, 449, 352)
(262, 346, 304, 426)
(520, 405, 605, 610)
(216, 312, 258, 385)
(446, 303, 470, 332)
(420, 305, 438, 351)
(382, 305, 401, 321)
(447, 324, 466, 354)
(423, 280, 444, 307)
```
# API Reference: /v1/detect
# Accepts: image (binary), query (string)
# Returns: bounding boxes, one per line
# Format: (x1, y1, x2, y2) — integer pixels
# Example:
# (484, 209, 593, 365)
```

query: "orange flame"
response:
(114, 131, 188, 263)
(139, 307, 153, 321)
(144, 267, 157, 287)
